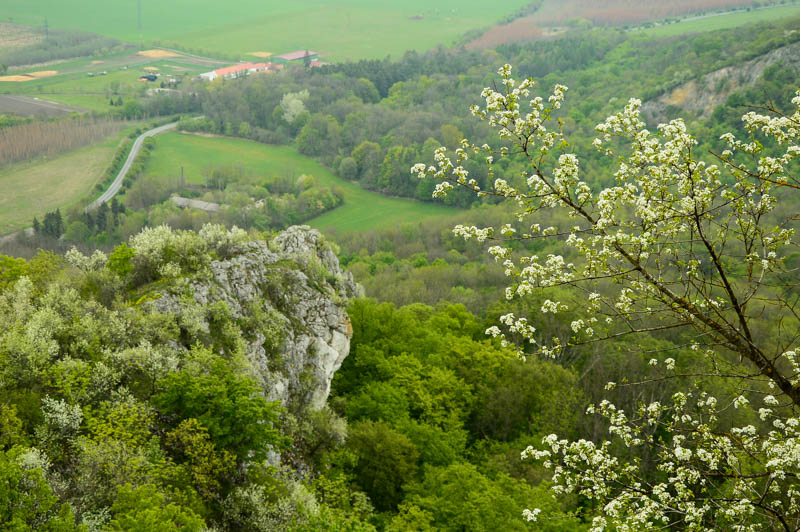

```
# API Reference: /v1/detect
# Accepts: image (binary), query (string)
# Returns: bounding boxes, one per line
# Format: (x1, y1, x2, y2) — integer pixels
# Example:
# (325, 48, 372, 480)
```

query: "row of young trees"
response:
(0, 117, 124, 168)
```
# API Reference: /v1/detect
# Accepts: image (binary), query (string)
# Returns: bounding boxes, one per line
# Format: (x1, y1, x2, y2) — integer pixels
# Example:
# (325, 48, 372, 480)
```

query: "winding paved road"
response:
(88, 121, 177, 209)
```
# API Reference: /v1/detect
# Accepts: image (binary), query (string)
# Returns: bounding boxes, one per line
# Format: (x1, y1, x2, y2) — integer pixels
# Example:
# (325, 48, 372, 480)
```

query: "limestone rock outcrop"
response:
(151, 225, 360, 409)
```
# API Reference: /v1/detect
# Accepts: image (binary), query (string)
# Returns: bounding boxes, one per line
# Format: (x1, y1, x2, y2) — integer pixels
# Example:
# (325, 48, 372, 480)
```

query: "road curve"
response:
(88, 121, 177, 209)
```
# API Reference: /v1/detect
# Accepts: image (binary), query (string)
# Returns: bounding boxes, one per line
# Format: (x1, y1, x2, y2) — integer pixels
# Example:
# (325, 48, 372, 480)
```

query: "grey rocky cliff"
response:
(151, 225, 361, 410)
(642, 41, 800, 125)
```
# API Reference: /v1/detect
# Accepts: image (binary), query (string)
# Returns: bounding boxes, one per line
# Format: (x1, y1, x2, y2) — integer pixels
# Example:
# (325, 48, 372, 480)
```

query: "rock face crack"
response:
(152, 225, 361, 409)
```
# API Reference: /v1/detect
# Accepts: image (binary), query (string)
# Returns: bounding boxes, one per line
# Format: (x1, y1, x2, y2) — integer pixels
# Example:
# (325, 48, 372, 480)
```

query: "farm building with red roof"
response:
(198, 62, 270, 81)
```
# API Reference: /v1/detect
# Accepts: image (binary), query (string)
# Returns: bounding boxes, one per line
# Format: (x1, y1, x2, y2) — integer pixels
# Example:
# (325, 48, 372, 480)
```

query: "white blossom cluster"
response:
(40, 395, 83, 436)
(131, 223, 247, 260)
(524, 389, 800, 530)
(125, 223, 249, 279)
(65, 248, 109, 272)
(413, 65, 800, 528)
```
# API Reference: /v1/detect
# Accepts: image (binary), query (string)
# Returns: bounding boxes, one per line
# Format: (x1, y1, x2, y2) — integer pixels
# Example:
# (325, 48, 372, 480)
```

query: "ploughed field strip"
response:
(0, 94, 84, 116)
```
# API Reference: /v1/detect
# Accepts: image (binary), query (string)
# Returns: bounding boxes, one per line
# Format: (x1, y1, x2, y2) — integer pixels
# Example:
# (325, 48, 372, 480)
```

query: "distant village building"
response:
(272, 50, 319, 64)
(198, 62, 278, 82)
(171, 196, 220, 212)
(214, 62, 262, 79)
(248, 62, 271, 74)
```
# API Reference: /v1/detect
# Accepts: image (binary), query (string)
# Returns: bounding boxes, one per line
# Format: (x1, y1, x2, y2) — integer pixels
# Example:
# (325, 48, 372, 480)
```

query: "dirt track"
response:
(0, 95, 84, 116)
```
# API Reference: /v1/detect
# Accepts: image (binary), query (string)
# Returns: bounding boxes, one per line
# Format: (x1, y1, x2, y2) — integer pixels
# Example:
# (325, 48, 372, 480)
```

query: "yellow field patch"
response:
(91, 60, 104, 64)
(143, 66, 159, 71)
(0, 75, 33, 82)
(26, 70, 58, 78)
(248, 51, 272, 58)
(666, 84, 692, 107)
(138, 49, 179, 58)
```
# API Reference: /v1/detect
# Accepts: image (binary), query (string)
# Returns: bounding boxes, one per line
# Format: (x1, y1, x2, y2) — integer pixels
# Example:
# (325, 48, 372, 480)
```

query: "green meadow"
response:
(34, 93, 123, 113)
(145, 132, 459, 232)
(4, 0, 531, 61)
(636, 4, 800, 37)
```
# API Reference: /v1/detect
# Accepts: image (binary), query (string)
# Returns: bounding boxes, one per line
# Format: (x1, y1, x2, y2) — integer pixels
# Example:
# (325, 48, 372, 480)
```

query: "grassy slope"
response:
(3, 0, 530, 61)
(0, 135, 121, 234)
(146, 132, 459, 232)
(636, 4, 800, 36)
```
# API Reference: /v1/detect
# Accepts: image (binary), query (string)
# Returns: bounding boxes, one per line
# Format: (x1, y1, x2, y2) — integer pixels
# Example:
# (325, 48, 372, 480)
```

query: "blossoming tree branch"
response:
(413, 64, 800, 530)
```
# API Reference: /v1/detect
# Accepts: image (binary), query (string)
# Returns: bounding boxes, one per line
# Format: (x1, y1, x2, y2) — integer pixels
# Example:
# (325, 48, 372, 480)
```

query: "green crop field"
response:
(145, 132, 459, 232)
(33, 93, 121, 113)
(637, 4, 800, 36)
(4, 0, 530, 61)
(0, 135, 123, 234)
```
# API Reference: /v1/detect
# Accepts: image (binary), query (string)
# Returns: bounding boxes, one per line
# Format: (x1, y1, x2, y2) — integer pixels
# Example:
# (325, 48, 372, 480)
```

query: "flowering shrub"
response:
(415, 64, 800, 529)
(65, 248, 108, 272)
(122, 223, 248, 284)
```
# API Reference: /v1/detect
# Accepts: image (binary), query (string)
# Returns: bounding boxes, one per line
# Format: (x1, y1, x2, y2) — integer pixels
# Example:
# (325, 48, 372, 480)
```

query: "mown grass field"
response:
(34, 93, 122, 113)
(637, 4, 800, 36)
(3, 0, 530, 61)
(0, 135, 121, 234)
(146, 132, 459, 232)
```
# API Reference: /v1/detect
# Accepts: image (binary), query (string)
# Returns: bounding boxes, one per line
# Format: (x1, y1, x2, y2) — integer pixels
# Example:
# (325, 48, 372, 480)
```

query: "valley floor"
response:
(145, 132, 460, 233)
